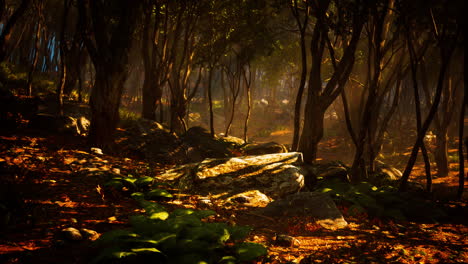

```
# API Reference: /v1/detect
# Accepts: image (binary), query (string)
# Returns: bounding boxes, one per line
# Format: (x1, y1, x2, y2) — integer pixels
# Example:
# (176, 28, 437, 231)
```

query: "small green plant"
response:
(315, 179, 447, 222)
(448, 153, 459, 163)
(98, 175, 267, 263)
(92, 195, 266, 263)
(119, 108, 140, 121)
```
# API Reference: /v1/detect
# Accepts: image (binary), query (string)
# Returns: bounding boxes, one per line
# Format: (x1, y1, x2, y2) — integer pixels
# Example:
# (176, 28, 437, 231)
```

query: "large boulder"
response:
(301, 161, 350, 189)
(158, 152, 305, 199)
(242, 142, 288, 155)
(182, 127, 234, 162)
(117, 118, 184, 163)
(256, 192, 348, 230)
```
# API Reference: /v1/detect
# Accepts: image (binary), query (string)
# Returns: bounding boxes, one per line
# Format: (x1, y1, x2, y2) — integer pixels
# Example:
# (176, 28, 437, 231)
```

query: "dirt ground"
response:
(0, 130, 467, 263)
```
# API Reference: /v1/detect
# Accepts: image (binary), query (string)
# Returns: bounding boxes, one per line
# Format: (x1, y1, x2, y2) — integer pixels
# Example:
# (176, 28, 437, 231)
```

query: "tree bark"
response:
(207, 67, 215, 136)
(399, 31, 458, 191)
(79, 0, 142, 148)
(290, 0, 308, 151)
(0, 0, 31, 62)
(243, 64, 252, 142)
(457, 70, 466, 199)
(27, 19, 41, 96)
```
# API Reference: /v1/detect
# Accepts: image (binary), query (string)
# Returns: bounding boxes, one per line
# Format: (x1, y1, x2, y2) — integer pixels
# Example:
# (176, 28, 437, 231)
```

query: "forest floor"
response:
(0, 129, 467, 263)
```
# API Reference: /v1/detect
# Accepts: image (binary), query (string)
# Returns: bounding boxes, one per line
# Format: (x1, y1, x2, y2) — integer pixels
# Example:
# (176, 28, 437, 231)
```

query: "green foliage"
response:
(119, 108, 140, 121)
(92, 190, 266, 264)
(234, 242, 268, 262)
(315, 179, 448, 222)
(448, 153, 459, 163)
(145, 189, 173, 200)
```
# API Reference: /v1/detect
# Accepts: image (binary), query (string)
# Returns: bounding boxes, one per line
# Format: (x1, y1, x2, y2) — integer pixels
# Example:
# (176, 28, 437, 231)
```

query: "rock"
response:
(256, 192, 348, 230)
(76, 116, 90, 136)
(159, 163, 198, 181)
(303, 162, 350, 186)
(196, 152, 303, 179)
(242, 142, 288, 155)
(374, 160, 402, 180)
(122, 118, 165, 135)
(317, 166, 350, 182)
(182, 126, 232, 162)
(91, 147, 103, 155)
(80, 228, 99, 241)
(158, 153, 304, 199)
(275, 234, 300, 247)
(218, 135, 246, 148)
(61, 227, 82, 241)
(227, 190, 271, 207)
(117, 119, 184, 163)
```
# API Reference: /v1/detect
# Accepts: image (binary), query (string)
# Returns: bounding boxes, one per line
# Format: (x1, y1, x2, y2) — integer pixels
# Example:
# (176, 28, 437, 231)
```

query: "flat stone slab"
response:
(196, 152, 303, 179)
(157, 152, 305, 199)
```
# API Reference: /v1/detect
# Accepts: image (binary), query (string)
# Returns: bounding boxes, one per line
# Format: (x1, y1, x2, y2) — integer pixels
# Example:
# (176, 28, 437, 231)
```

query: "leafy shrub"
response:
(315, 179, 447, 222)
(92, 195, 266, 263)
(98, 176, 266, 263)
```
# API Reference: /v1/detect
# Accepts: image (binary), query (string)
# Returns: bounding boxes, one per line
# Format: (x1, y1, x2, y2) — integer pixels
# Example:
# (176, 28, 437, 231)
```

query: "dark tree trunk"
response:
(434, 131, 449, 177)
(406, 29, 432, 191)
(0, 0, 31, 62)
(88, 68, 126, 146)
(399, 35, 457, 191)
(243, 65, 252, 142)
(79, 0, 142, 148)
(57, 0, 71, 116)
(457, 40, 467, 199)
(27, 20, 41, 96)
(298, 102, 324, 163)
(207, 67, 215, 136)
(291, 2, 308, 151)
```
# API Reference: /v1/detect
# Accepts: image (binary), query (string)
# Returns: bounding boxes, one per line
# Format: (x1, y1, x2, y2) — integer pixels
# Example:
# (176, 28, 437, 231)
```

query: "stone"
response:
(61, 227, 82, 241)
(256, 192, 348, 230)
(158, 152, 305, 199)
(91, 147, 103, 155)
(76, 116, 90, 136)
(117, 119, 184, 163)
(374, 160, 402, 180)
(158, 163, 198, 181)
(317, 166, 350, 182)
(196, 152, 303, 179)
(275, 234, 300, 247)
(219, 135, 246, 147)
(242, 142, 288, 155)
(227, 190, 271, 207)
(80, 228, 99, 241)
(182, 126, 232, 162)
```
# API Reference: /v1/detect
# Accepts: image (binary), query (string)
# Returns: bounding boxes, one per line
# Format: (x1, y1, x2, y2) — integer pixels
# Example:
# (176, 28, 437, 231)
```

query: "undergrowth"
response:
(315, 179, 448, 222)
(94, 175, 267, 264)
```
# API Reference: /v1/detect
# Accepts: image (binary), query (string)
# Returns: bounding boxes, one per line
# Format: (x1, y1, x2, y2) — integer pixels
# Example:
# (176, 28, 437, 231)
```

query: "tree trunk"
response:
(243, 65, 252, 142)
(56, 0, 70, 116)
(0, 0, 31, 62)
(88, 68, 126, 147)
(457, 48, 467, 199)
(399, 40, 456, 191)
(298, 102, 324, 163)
(27, 22, 41, 96)
(434, 131, 449, 177)
(207, 67, 215, 136)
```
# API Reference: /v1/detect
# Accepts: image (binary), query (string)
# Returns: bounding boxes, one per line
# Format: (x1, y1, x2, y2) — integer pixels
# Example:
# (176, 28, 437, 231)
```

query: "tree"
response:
(399, 2, 460, 191)
(0, 0, 31, 63)
(293, 0, 367, 163)
(78, 0, 142, 147)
